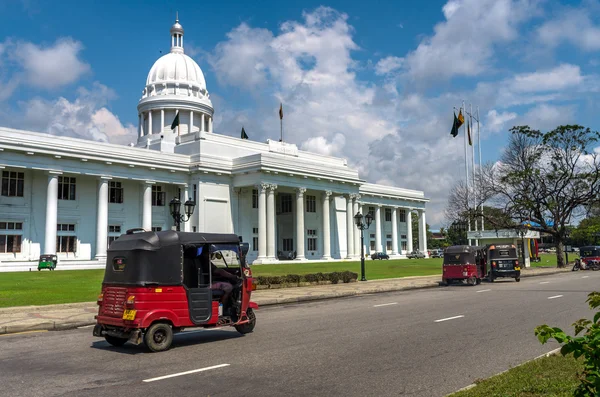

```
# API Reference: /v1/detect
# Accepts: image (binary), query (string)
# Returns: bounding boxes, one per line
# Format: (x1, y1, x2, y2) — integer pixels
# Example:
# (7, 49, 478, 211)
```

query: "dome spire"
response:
(170, 14, 184, 54)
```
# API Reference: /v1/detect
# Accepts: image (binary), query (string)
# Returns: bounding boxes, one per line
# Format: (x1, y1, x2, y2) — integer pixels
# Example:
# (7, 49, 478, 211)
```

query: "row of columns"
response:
(253, 185, 427, 262)
(138, 109, 213, 137)
(43, 174, 189, 260)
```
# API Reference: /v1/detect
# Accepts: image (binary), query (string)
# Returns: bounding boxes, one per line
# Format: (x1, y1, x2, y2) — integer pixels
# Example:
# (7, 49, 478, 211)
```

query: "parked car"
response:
(371, 252, 390, 260)
(430, 249, 443, 258)
(407, 250, 426, 259)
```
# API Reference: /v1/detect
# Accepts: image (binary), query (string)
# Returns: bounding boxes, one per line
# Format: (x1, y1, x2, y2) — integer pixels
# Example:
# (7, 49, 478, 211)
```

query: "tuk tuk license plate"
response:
(122, 309, 136, 320)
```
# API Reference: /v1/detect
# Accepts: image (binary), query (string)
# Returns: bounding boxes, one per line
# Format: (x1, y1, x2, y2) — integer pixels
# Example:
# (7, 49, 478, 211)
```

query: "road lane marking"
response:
(373, 302, 398, 308)
(539, 281, 550, 284)
(476, 289, 491, 293)
(143, 364, 230, 383)
(548, 295, 563, 300)
(77, 325, 95, 329)
(582, 276, 589, 279)
(435, 315, 464, 323)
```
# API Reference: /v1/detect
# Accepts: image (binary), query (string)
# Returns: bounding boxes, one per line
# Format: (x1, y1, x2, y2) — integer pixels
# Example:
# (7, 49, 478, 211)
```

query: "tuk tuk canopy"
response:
(443, 245, 485, 265)
(104, 230, 241, 286)
(580, 246, 600, 258)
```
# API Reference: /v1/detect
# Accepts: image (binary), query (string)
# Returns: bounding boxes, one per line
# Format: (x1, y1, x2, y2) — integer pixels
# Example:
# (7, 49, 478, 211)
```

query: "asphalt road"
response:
(1, 271, 598, 397)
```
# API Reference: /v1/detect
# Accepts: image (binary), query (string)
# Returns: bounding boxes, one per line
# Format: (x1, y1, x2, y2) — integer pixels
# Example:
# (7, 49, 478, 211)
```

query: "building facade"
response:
(0, 18, 428, 266)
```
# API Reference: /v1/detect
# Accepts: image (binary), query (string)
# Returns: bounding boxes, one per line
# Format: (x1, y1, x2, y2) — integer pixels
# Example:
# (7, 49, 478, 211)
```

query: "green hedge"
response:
(254, 271, 358, 286)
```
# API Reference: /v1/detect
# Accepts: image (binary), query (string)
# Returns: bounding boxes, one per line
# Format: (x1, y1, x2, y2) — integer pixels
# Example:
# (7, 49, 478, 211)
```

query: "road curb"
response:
(446, 347, 563, 396)
(0, 269, 571, 336)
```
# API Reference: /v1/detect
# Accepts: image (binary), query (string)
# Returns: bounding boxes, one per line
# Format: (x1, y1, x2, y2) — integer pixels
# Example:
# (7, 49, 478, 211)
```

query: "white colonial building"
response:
(0, 18, 428, 267)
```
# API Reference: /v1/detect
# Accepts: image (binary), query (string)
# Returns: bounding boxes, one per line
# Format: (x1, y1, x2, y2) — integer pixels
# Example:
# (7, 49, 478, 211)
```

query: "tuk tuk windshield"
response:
(580, 248, 600, 258)
(444, 252, 475, 265)
(210, 244, 241, 268)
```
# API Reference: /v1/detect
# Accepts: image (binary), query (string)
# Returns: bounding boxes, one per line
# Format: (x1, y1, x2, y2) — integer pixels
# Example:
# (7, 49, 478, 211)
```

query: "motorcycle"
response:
(572, 258, 600, 271)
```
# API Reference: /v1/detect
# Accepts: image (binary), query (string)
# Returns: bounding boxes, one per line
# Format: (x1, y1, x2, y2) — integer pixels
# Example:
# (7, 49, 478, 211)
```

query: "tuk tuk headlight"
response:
(97, 293, 103, 305)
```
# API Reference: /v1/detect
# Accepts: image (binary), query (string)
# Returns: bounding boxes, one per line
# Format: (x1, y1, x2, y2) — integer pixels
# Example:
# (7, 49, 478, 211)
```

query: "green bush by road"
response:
(450, 354, 582, 397)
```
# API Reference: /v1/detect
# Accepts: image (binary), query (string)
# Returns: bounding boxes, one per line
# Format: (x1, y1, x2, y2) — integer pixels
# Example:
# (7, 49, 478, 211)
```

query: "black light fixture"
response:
(169, 197, 195, 231)
(354, 211, 373, 281)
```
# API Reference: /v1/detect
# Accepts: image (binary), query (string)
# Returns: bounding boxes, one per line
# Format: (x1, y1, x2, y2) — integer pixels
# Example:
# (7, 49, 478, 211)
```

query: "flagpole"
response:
(462, 100, 471, 245)
(477, 106, 484, 231)
(470, 103, 478, 245)
(280, 117, 283, 143)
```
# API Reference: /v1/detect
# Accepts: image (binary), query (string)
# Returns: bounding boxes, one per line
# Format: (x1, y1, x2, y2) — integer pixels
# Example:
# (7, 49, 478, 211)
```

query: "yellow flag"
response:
(457, 110, 464, 126)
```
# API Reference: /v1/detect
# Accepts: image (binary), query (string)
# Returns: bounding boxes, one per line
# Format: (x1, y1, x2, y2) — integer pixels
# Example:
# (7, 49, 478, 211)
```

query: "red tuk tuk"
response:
(576, 246, 600, 270)
(441, 245, 487, 286)
(93, 229, 257, 352)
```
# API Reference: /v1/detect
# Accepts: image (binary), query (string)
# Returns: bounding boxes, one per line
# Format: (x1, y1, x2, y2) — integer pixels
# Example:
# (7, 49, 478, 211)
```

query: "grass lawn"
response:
(252, 258, 444, 279)
(0, 254, 567, 308)
(450, 354, 583, 397)
(0, 270, 104, 308)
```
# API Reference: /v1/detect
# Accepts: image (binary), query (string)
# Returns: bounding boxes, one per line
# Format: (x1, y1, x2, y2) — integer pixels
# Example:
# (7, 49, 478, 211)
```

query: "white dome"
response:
(146, 52, 207, 91)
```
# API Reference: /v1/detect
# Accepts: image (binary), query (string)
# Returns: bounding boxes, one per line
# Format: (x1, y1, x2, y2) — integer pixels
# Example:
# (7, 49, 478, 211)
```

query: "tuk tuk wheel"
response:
(476, 278, 481, 285)
(515, 277, 521, 282)
(105, 335, 127, 347)
(144, 323, 173, 352)
(467, 277, 477, 286)
(234, 308, 256, 335)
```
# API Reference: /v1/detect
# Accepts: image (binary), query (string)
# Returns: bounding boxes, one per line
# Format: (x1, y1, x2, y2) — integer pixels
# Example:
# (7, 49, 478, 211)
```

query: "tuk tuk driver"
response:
(197, 246, 239, 305)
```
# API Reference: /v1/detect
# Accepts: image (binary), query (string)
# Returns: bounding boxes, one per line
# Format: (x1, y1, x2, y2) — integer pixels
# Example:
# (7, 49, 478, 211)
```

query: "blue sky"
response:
(1, 0, 599, 227)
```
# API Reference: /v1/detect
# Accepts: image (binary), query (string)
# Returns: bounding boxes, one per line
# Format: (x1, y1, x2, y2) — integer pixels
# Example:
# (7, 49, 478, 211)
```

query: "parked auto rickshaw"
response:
(92, 229, 257, 352)
(487, 244, 520, 282)
(38, 254, 58, 271)
(440, 245, 487, 286)
(574, 246, 600, 271)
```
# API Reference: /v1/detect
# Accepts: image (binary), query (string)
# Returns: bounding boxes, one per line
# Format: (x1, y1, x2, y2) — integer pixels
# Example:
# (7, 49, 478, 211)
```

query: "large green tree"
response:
(447, 125, 600, 268)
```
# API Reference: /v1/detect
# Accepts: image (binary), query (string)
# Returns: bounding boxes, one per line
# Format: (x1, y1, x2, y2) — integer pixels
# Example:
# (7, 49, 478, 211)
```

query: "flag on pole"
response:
(467, 118, 472, 146)
(450, 110, 464, 137)
(170, 112, 180, 130)
(279, 103, 283, 120)
(241, 126, 248, 139)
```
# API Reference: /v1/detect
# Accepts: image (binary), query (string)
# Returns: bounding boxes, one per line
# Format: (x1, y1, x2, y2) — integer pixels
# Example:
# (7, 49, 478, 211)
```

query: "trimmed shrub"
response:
(314, 272, 327, 282)
(285, 274, 301, 284)
(341, 271, 358, 283)
(302, 274, 318, 283)
(327, 272, 341, 284)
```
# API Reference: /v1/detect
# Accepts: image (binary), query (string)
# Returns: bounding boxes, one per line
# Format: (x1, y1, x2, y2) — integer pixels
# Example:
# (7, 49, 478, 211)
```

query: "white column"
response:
(183, 185, 191, 232)
(142, 182, 153, 231)
(44, 173, 59, 254)
(375, 205, 382, 252)
(353, 196, 360, 258)
(418, 209, 428, 256)
(295, 187, 306, 260)
(138, 114, 142, 137)
(95, 177, 110, 261)
(266, 184, 277, 260)
(148, 110, 153, 135)
(160, 109, 165, 135)
(361, 204, 368, 255)
(346, 194, 354, 259)
(257, 183, 268, 261)
(201, 113, 205, 132)
(406, 209, 413, 253)
(392, 207, 398, 255)
(140, 112, 145, 136)
(322, 191, 332, 260)
(209, 116, 213, 132)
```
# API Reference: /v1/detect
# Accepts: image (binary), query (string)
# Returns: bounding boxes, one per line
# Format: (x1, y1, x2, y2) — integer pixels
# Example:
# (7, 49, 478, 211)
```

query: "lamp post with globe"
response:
(354, 211, 373, 282)
(169, 197, 196, 231)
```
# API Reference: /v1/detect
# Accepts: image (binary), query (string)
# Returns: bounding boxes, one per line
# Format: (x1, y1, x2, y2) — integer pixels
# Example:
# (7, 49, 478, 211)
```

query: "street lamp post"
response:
(169, 197, 196, 231)
(354, 211, 373, 282)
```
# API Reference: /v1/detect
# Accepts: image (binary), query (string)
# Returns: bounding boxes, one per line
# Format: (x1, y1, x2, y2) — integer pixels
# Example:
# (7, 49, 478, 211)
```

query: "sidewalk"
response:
(0, 267, 569, 335)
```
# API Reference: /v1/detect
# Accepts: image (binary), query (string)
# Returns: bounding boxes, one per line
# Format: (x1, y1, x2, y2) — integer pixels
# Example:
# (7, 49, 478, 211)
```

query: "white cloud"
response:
(300, 134, 346, 156)
(486, 109, 517, 133)
(375, 56, 403, 76)
(403, 0, 538, 82)
(11, 38, 91, 89)
(538, 8, 600, 51)
(509, 64, 583, 92)
(518, 103, 576, 131)
(7, 82, 136, 145)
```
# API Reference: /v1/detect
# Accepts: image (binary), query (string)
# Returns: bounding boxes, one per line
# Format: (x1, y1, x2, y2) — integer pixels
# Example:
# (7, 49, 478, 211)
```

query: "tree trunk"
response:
(556, 240, 566, 268)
